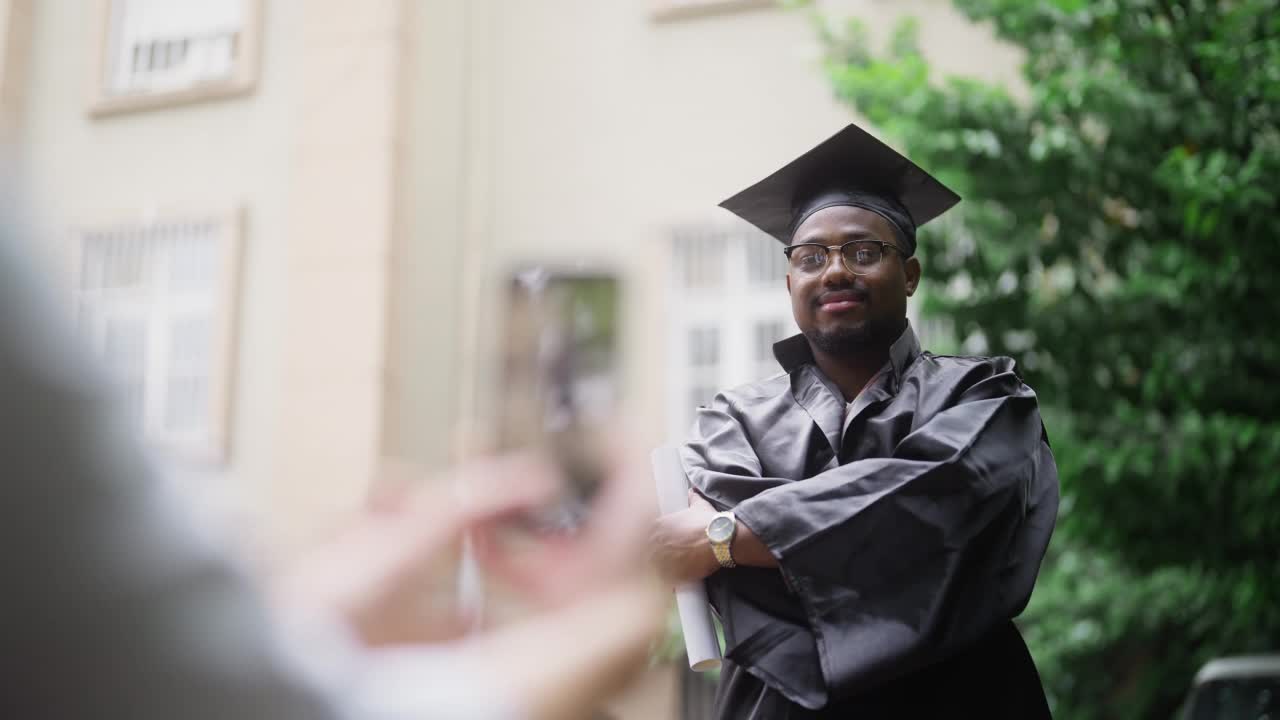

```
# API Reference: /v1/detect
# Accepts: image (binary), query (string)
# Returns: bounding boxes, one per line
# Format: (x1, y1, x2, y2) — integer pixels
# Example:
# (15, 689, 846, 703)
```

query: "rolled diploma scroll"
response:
(651, 445, 723, 672)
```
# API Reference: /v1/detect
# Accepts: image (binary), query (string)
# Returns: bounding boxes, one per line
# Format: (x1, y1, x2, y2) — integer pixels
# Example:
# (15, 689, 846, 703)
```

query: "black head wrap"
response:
(790, 188, 918, 255)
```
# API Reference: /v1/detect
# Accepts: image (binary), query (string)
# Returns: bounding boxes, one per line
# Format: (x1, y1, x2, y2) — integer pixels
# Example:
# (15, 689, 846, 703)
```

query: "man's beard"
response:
(803, 315, 903, 356)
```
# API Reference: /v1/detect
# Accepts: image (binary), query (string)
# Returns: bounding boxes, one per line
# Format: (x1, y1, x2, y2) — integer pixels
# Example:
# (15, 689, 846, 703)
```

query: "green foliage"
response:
(801, 0, 1280, 717)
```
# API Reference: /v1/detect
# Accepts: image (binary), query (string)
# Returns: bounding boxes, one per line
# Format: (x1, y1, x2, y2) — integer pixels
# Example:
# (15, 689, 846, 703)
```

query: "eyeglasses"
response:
(783, 240, 903, 277)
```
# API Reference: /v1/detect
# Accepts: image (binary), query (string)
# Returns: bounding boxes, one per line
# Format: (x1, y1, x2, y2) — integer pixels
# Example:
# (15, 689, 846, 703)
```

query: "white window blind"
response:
(752, 318, 787, 379)
(104, 0, 244, 95)
(745, 231, 788, 287)
(686, 325, 721, 411)
(673, 230, 727, 291)
(75, 214, 240, 463)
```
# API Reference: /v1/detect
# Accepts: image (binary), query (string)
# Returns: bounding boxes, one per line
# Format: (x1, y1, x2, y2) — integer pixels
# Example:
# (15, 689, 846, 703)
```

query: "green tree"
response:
(797, 0, 1280, 717)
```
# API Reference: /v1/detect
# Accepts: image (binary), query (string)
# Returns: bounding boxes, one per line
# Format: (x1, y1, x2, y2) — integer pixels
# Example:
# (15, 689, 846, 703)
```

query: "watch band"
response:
(707, 511, 737, 569)
(711, 540, 736, 568)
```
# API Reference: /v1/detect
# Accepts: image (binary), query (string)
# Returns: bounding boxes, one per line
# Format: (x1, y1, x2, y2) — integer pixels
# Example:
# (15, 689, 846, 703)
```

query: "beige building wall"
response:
(18, 0, 297, 541)
(0, 0, 32, 141)
(272, 0, 404, 549)
(15, 1, 404, 552)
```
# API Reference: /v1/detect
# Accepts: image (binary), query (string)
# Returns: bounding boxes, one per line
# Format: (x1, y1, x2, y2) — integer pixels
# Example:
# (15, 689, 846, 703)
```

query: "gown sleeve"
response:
(683, 357, 1058, 704)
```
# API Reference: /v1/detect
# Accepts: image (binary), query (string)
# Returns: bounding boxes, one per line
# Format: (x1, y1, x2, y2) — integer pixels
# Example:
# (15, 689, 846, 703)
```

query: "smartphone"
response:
(494, 267, 620, 533)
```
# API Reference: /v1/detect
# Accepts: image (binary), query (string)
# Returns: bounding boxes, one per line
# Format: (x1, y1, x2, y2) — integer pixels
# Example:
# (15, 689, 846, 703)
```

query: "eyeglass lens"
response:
(788, 242, 885, 275)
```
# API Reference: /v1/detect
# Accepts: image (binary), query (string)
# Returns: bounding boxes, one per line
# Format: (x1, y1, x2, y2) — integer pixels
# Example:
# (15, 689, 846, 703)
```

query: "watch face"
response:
(707, 516, 734, 543)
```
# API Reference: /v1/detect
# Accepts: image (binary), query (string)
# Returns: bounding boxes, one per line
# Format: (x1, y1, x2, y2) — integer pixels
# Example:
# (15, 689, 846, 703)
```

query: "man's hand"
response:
(649, 490, 721, 583)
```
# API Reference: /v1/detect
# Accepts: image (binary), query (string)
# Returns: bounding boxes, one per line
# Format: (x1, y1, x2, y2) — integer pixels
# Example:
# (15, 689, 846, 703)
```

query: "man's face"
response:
(785, 205, 921, 356)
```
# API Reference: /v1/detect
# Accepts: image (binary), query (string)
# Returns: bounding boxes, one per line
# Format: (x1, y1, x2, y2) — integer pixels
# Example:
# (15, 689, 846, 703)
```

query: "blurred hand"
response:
(458, 441, 672, 719)
(471, 441, 660, 608)
(279, 449, 666, 720)
(649, 489, 720, 584)
(277, 454, 559, 647)
(456, 575, 666, 720)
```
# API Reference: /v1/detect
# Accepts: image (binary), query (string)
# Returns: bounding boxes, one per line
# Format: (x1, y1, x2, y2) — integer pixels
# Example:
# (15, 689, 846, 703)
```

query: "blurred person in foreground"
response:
(0, 192, 663, 719)
(651, 124, 1059, 718)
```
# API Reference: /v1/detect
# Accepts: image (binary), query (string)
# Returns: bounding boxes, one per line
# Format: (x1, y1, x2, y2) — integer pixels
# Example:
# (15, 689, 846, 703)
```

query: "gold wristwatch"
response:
(706, 511, 737, 568)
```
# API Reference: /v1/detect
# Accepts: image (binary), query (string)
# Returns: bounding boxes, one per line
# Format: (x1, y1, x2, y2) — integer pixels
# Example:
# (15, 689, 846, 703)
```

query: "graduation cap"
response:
(718, 123, 961, 255)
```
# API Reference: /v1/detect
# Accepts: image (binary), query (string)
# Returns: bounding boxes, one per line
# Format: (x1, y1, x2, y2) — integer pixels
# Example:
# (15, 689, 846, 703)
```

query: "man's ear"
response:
(785, 273, 792, 295)
(904, 257, 922, 297)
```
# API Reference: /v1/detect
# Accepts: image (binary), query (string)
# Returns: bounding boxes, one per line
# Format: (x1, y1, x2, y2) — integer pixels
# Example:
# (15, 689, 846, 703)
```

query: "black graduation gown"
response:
(681, 325, 1058, 718)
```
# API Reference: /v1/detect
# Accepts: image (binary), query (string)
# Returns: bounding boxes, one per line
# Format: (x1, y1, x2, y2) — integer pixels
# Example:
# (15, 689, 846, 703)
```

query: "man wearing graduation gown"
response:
(651, 124, 1059, 718)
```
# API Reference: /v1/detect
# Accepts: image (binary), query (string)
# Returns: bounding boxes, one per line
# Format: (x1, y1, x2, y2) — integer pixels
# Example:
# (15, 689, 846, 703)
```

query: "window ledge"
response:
(88, 77, 255, 118)
(650, 0, 776, 24)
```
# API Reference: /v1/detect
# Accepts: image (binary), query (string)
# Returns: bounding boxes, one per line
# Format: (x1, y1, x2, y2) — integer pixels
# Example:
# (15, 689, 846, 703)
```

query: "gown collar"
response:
(772, 322, 922, 389)
(773, 323, 922, 455)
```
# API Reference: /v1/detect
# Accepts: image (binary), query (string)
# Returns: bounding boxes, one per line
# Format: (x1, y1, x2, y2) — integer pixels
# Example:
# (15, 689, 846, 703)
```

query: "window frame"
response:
(87, 0, 262, 118)
(68, 208, 244, 465)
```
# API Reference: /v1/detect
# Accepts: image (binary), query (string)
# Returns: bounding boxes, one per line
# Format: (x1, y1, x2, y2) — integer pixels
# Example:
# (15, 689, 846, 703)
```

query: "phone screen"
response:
(495, 267, 620, 532)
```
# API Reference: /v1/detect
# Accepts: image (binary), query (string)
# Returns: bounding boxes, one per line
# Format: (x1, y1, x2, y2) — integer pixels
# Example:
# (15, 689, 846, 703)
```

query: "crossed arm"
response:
(649, 489, 776, 583)
(651, 361, 1047, 587)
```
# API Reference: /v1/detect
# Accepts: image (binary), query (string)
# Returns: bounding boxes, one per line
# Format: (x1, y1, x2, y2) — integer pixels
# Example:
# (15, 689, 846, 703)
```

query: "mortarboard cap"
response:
(718, 123, 961, 255)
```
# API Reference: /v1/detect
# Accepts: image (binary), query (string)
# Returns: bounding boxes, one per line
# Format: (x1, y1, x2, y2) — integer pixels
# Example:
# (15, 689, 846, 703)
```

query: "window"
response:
(686, 326, 721, 410)
(90, 0, 260, 116)
(667, 226, 795, 436)
(752, 319, 787, 378)
(745, 232, 787, 287)
(74, 211, 242, 463)
(688, 326, 720, 368)
(674, 230, 726, 291)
